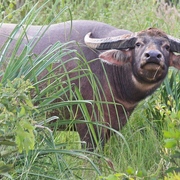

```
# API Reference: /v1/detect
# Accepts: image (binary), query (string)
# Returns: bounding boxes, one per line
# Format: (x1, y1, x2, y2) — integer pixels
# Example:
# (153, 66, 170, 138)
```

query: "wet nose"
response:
(144, 50, 162, 62)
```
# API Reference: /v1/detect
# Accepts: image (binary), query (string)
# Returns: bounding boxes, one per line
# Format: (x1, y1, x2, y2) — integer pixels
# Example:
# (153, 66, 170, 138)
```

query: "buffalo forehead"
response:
(137, 35, 169, 46)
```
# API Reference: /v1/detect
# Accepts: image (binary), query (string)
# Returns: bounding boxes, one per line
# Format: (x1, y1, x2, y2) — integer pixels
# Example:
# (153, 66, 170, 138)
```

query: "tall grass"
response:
(0, 0, 180, 179)
(0, 2, 104, 179)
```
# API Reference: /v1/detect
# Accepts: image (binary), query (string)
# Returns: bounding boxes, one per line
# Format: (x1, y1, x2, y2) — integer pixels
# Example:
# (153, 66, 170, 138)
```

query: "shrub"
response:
(0, 77, 37, 174)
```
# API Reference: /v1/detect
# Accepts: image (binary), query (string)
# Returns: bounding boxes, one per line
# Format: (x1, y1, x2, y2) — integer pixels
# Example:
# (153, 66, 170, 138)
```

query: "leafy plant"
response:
(162, 111, 180, 174)
(142, 69, 180, 177)
(164, 172, 180, 180)
(0, 77, 36, 175)
(99, 166, 146, 180)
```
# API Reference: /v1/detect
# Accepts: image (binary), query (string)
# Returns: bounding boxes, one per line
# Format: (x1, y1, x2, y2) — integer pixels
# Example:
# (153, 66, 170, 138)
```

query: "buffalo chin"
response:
(136, 64, 167, 83)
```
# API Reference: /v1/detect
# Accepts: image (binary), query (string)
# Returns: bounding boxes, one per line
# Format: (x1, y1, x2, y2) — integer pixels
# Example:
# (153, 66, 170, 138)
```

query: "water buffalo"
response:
(0, 20, 180, 150)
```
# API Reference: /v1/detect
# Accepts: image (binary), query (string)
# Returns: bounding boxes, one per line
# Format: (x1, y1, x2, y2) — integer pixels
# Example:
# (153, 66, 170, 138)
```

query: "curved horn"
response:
(168, 35, 180, 53)
(84, 32, 137, 50)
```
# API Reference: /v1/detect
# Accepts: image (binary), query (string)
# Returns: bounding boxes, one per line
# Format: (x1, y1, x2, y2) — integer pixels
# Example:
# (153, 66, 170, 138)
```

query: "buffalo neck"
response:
(105, 63, 162, 105)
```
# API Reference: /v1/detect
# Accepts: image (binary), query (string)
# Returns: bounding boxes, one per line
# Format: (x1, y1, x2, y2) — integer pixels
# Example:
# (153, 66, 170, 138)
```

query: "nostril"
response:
(145, 53, 150, 58)
(157, 54, 162, 59)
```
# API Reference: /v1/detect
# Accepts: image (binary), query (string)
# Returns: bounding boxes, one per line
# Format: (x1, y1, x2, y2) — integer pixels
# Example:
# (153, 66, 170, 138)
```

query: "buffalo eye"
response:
(135, 42, 142, 47)
(164, 44, 170, 51)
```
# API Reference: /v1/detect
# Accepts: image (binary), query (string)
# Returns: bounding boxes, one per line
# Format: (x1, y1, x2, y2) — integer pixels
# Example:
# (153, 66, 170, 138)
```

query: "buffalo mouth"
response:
(140, 59, 165, 70)
(138, 60, 166, 82)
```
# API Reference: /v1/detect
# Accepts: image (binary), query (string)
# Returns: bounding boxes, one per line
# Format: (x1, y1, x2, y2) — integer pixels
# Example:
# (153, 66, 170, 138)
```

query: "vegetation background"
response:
(0, 0, 180, 179)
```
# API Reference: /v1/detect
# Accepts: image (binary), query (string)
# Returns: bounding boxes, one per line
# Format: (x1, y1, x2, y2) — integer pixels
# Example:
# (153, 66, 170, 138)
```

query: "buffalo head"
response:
(84, 28, 180, 84)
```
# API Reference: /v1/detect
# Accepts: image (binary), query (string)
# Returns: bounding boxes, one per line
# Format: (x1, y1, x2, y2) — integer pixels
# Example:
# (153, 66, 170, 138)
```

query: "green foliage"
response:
(143, 70, 180, 176)
(0, 2, 106, 178)
(164, 172, 180, 180)
(162, 111, 180, 174)
(0, 77, 37, 176)
(99, 173, 134, 180)
(99, 166, 149, 180)
(0, 0, 180, 179)
(0, 78, 36, 153)
(0, 0, 64, 24)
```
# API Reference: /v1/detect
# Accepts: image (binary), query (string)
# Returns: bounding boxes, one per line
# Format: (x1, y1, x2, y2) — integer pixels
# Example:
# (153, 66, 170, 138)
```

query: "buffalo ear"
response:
(170, 52, 180, 70)
(99, 49, 132, 66)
